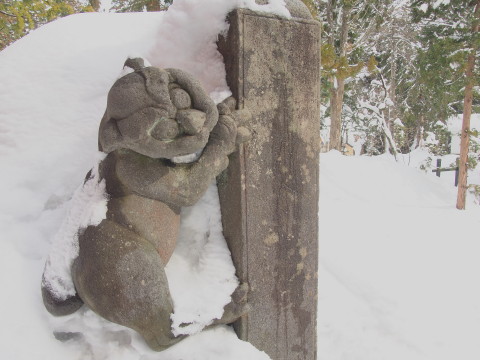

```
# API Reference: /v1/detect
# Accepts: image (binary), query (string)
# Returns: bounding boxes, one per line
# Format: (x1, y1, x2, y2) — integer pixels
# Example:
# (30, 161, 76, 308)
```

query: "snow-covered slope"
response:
(319, 152, 480, 360)
(1, 3, 480, 360)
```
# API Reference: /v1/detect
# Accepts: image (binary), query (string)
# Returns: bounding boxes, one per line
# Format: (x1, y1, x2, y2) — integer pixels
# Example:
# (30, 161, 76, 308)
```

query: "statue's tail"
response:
(41, 280, 83, 317)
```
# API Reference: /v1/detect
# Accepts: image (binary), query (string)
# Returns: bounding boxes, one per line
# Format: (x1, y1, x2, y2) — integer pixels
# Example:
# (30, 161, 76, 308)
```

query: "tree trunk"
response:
(456, 0, 480, 210)
(146, 0, 161, 11)
(388, 41, 398, 129)
(326, 0, 334, 47)
(413, 115, 424, 150)
(456, 53, 475, 210)
(89, 0, 100, 11)
(329, 78, 345, 150)
(328, 4, 350, 151)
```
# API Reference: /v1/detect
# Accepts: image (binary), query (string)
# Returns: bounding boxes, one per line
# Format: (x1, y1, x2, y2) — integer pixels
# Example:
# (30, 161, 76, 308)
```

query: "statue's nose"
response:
(150, 109, 207, 141)
(176, 109, 206, 135)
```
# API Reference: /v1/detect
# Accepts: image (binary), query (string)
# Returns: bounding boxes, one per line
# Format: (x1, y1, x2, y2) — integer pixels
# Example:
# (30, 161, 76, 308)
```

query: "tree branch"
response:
(0, 10, 15, 17)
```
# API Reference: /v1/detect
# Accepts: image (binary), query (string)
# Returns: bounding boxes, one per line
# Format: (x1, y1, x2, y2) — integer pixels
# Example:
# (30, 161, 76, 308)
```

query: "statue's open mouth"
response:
(170, 149, 203, 164)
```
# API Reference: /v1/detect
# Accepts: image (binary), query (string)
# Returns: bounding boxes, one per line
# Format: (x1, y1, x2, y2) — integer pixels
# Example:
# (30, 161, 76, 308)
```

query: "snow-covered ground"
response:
(447, 113, 480, 155)
(319, 151, 480, 360)
(1, 2, 479, 359)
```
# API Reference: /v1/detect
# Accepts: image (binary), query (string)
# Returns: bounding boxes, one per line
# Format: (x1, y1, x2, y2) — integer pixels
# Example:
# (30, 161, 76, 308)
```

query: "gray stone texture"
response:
(176, 109, 207, 135)
(41, 285, 83, 316)
(98, 65, 219, 160)
(42, 60, 250, 351)
(217, 6, 320, 360)
(170, 87, 192, 110)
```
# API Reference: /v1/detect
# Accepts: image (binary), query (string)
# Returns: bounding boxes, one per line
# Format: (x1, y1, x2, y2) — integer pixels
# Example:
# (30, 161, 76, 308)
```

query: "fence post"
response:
(436, 158, 442, 177)
(455, 157, 460, 187)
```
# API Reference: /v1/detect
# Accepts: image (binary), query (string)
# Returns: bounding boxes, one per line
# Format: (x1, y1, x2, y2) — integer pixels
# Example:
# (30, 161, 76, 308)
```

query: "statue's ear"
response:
(98, 111, 123, 153)
(123, 57, 145, 72)
(139, 67, 176, 117)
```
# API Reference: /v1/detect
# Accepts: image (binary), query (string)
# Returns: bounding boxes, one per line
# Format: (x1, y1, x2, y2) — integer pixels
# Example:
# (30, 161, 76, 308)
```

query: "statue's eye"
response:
(150, 118, 180, 141)
(170, 88, 192, 110)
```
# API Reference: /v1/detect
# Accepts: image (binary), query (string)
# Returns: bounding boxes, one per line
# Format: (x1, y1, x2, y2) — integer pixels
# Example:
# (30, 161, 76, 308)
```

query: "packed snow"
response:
(42, 153, 108, 301)
(1, 1, 480, 360)
(448, 113, 480, 157)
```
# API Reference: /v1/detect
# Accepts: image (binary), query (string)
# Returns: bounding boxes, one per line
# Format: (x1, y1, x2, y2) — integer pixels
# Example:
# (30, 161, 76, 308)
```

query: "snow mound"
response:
(42, 152, 108, 300)
(149, 0, 290, 99)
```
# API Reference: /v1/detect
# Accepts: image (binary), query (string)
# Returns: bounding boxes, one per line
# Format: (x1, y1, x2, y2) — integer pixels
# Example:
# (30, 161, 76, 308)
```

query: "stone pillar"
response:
(217, 6, 320, 360)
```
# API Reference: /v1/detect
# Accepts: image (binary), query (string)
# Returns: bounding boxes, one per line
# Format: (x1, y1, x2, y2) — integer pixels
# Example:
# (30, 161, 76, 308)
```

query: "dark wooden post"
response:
(217, 6, 320, 360)
(436, 158, 442, 177)
(455, 158, 460, 187)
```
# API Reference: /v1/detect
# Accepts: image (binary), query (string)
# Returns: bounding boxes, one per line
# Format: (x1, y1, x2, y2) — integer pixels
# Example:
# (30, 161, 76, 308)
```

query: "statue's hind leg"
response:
(41, 283, 83, 316)
(72, 220, 184, 350)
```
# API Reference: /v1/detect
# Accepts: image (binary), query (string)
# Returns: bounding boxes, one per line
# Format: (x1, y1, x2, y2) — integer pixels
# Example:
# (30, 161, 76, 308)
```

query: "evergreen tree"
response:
(348, 0, 418, 155)
(407, 1, 476, 122)
(319, 0, 409, 154)
(0, 0, 94, 50)
(410, 0, 480, 208)
(321, 0, 365, 151)
(111, 0, 173, 12)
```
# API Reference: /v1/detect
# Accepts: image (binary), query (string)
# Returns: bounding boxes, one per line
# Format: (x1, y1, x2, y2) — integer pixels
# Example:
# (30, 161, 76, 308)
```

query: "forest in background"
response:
(306, 0, 479, 210)
(309, 0, 479, 158)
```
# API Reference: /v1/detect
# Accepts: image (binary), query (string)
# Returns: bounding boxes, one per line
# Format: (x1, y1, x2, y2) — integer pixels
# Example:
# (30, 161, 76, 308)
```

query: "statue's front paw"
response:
(212, 282, 250, 326)
(213, 97, 252, 152)
(209, 115, 238, 154)
(235, 126, 251, 146)
(231, 282, 249, 306)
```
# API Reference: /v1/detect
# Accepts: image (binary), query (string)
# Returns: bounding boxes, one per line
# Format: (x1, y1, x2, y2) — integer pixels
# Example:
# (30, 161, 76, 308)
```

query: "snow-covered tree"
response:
(315, 0, 417, 154)
(347, 0, 420, 155)
(410, 0, 480, 208)
(320, 0, 367, 151)
(111, 0, 173, 12)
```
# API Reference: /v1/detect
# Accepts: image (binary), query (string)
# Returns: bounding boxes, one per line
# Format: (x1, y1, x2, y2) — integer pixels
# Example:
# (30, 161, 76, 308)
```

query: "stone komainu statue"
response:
(41, 58, 249, 351)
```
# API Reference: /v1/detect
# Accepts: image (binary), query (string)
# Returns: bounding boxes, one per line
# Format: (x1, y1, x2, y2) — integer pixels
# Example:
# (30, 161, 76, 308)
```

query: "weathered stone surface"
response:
(217, 7, 320, 360)
(170, 87, 192, 110)
(150, 117, 181, 141)
(72, 220, 181, 351)
(41, 284, 83, 316)
(42, 59, 252, 351)
(105, 194, 180, 264)
(98, 65, 218, 159)
(176, 109, 207, 135)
